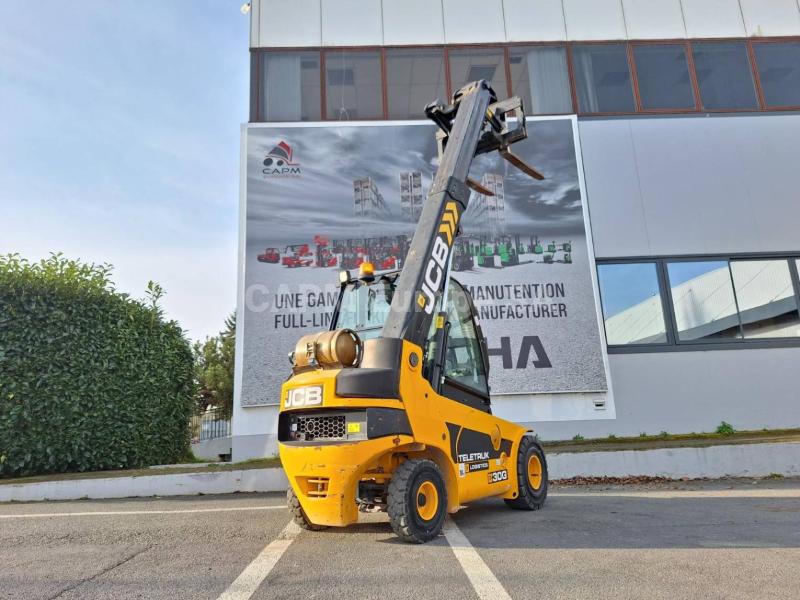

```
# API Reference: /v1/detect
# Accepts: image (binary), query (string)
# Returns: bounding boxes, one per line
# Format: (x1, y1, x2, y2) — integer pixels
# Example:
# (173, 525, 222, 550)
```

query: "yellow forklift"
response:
(278, 80, 548, 543)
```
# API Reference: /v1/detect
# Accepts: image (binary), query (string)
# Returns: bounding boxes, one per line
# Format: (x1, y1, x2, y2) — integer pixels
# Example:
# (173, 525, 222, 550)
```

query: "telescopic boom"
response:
(381, 80, 544, 349)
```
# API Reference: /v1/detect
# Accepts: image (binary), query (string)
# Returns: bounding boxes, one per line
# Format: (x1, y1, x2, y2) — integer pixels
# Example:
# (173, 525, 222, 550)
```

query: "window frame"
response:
(597, 253, 800, 354)
(689, 40, 760, 112)
(250, 36, 800, 122)
(728, 257, 800, 340)
(596, 259, 675, 350)
(570, 40, 638, 115)
(384, 46, 449, 120)
(663, 256, 745, 345)
(750, 38, 800, 111)
(446, 43, 513, 101)
(507, 44, 574, 115)
(629, 40, 700, 114)
(322, 47, 386, 121)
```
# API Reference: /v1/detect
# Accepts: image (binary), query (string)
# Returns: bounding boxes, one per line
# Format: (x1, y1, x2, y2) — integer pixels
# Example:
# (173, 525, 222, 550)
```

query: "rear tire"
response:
(388, 459, 447, 543)
(287, 487, 327, 531)
(505, 435, 548, 510)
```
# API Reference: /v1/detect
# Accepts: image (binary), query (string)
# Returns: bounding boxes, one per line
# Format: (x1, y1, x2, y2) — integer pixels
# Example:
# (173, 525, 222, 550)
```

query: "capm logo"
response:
(262, 141, 302, 178)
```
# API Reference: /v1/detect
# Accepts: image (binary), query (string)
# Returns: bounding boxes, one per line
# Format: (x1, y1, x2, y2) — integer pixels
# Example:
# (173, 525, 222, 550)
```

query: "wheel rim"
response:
(416, 480, 439, 521)
(527, 454, 543, 490)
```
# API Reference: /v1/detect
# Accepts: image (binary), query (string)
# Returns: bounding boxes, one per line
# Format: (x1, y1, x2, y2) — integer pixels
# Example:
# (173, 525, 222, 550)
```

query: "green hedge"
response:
(0, 254, 195, 477)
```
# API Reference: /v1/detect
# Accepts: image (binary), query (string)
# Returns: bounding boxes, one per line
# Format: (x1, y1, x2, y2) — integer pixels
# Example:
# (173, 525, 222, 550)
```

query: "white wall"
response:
(233, 124, 279, 461)
(622, 0, 685, 39)
(251, 0, 800, 47)
(740, 0, 800, 37)
(534, 347, 800, 440)
(681, 0, 746, 38)
(562, 0, 627, 40)
(232, 404, 279, 461)
(541, 112, 800, 442)
(578, 113, 800, 259)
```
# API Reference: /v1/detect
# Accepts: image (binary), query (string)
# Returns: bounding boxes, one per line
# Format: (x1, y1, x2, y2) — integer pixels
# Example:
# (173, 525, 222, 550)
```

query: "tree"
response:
(193, 312, 235, 416)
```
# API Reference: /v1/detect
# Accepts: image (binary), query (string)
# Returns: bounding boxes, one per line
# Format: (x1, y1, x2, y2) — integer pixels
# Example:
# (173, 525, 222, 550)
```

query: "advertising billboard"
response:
(239, 118, 608, 407)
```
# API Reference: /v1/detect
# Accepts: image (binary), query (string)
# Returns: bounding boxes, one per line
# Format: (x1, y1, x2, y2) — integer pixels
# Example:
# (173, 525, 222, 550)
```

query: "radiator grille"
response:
(294, 414, 346, 441)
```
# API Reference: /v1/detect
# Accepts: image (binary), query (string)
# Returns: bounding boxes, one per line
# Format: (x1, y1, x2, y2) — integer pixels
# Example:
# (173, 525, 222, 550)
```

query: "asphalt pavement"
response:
(2, 479, 799, 600)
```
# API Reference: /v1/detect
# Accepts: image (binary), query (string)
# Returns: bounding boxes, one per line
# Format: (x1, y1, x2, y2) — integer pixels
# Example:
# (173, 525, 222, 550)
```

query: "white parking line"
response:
(0, 505, 285, 520)
(444, 519, 511, 600)
(216, 520, 301, 600)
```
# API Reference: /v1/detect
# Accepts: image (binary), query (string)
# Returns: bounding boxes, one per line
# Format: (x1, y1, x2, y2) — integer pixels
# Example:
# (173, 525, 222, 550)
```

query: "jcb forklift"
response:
(278, 80, 548, 543)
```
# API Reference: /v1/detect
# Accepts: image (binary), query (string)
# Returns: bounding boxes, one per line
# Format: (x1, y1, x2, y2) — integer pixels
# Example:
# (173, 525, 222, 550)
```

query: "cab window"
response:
(336, 277, 395, 340)
(443, 283, 489, 395)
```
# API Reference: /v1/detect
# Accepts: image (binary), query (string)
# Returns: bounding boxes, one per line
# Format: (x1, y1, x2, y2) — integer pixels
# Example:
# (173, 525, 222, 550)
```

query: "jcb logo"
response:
(284, 385, 323, 408)
(418, 201, 459, 314)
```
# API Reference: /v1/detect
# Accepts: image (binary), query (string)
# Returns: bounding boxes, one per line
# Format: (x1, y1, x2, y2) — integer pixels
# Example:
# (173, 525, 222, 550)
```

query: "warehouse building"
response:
(353, 176, 390, 220)
(463, 173, 506, 238)
(399, 171, 424, 221)
(233, 0, 800, 458)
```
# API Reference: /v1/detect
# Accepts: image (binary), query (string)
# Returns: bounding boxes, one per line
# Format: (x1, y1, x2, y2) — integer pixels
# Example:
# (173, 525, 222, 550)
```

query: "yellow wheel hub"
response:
(527, 454, 543, 490)
(416, 481, 439, 521)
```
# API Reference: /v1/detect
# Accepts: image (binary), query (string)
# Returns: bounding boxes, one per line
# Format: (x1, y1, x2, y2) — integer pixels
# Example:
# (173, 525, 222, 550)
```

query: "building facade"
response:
(233, 0, 800, 460)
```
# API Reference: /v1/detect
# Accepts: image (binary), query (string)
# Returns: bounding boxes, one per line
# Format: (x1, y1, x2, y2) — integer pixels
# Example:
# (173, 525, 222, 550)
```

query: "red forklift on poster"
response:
(334, 239, 369, 270)
(281, 244, 314, 268)
(257, 247, 280, 263)
(371, 235, 409, 270)
(313, 235, 338, 267)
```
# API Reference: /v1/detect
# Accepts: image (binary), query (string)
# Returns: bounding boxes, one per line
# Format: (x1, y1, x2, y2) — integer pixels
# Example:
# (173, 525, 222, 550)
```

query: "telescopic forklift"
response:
(278, 80, 548, 543)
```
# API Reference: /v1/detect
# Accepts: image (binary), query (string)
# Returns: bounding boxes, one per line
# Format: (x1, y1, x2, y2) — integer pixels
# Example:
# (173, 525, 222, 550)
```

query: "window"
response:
(324, 50, 383, 119)
(597, 263, 668, 345)
(692, 42, 758, 110)
(336, 277, 394, 340)
(509, 46, 572, 114)
(252, 39, 800, 122)
(633, 44, 695, 110)
(386, 48, 446, 120)
(667, 261, 741, 342)
(753, 42, 800, 107)
(599, 256, 800, 352)
(444, 283, 489, 395)
(730, 260, 800, 338)
(260, 52, 321, 121)
(448, 48, 508, 97)
(572, 44, 636, 113)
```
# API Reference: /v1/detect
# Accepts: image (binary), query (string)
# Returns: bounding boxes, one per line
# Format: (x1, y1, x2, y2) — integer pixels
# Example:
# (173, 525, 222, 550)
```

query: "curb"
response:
(3, 441, 799, 502)
(0, 468, 288, 503)
(548, 440, 800, 479)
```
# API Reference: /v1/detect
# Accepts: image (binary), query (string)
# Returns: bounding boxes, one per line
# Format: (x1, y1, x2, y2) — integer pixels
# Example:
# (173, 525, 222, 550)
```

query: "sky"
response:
(0, 1, 249, 341)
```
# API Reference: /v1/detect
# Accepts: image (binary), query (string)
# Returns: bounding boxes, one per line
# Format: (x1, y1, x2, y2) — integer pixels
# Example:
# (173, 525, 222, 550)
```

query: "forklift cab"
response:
(332, 268, 491, 414)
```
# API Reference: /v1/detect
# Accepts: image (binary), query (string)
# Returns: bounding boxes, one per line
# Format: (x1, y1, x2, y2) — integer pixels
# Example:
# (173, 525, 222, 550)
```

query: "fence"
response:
(191, 407, 231, 442)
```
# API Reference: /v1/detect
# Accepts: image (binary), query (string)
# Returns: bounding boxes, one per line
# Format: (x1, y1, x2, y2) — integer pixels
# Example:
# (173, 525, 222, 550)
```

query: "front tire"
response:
(505, 435, 548, 510)
(388, 459, 447, 543)
(287, 487, 327, 531)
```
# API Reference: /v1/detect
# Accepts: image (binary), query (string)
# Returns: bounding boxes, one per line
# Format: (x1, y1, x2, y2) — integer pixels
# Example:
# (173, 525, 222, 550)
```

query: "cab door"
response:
(439, 280, 492, 413)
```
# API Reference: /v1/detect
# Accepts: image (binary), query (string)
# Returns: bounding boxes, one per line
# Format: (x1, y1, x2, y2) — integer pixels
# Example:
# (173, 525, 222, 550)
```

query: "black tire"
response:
(504, 435, 548, 510)
(287, 487, 327, 531)
(388, 459, 447, 543)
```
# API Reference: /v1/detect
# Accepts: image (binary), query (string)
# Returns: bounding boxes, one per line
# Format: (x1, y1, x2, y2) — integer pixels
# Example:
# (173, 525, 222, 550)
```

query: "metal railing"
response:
(191, 407, 231, 442)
